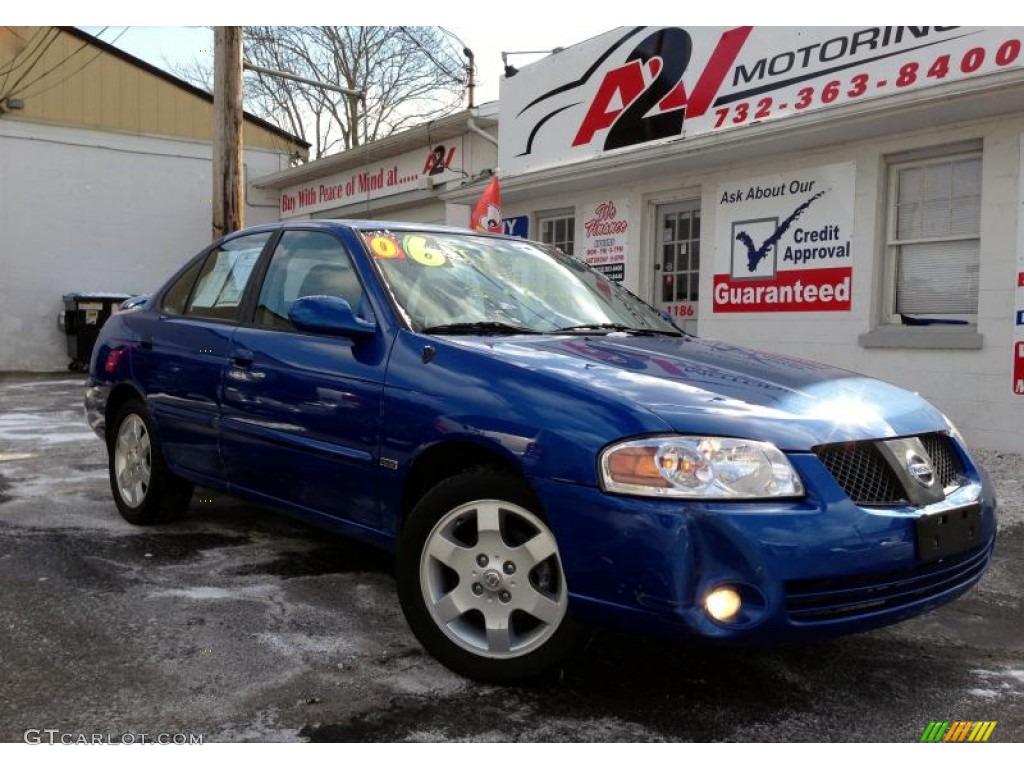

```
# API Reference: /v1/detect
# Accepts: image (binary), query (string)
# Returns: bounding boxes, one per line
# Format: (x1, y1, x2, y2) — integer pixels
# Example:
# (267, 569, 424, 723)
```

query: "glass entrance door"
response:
(655, 201, 700, 333)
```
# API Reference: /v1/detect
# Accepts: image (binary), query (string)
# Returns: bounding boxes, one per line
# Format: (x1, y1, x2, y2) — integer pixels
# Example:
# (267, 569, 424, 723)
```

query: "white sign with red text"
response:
(500, 26, 1024, 175)
(1014, 135, 1024, 394)
(279, 142, 462, 218)
(582, 199, 630, 282)
(713, 163, 855, 313)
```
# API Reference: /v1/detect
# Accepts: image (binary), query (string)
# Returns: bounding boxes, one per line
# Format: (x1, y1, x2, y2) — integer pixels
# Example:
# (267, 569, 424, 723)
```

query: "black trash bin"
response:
(58, 292, 132, 372)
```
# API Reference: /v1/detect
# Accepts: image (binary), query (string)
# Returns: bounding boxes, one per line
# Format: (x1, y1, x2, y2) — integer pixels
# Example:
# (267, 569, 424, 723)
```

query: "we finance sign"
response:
(500, 26, 1024, 174)
(713, 163, 855, 314)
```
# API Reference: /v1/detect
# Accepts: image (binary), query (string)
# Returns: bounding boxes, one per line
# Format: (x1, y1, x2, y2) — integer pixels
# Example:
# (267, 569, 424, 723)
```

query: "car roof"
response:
(322, 219, 486, 235)
(230, 219, 501, 238)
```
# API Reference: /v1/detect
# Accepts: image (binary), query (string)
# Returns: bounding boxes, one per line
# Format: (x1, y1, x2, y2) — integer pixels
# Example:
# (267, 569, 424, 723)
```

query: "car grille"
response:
(918, 432, 964, 490)
(813, 432, 964, 506)
(785, 541, 991, 623)
(813, 441, 908, 505)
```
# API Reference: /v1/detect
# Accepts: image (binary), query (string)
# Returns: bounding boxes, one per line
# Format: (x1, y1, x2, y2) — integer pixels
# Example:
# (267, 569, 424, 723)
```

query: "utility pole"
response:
(463, 48, 475, 109)
(212, 27, 243, 240)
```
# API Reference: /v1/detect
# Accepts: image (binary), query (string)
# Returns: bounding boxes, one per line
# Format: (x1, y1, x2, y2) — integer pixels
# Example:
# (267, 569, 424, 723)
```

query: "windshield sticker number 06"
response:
(402, 235, 446, 266)
(366, 234, 404, 260)
(365, 233, 447, 267)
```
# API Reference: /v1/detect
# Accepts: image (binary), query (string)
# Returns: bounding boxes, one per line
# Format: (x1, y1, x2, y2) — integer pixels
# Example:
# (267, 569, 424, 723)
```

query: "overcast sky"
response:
(79, 25, 613, 107)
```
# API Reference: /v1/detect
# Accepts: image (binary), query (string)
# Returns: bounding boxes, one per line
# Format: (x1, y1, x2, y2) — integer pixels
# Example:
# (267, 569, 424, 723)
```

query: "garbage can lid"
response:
(62, 292, 136, 301)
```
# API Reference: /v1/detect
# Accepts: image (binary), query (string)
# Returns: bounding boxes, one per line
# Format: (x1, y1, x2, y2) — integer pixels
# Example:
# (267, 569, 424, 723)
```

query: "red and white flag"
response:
(471, 176, 502, 233)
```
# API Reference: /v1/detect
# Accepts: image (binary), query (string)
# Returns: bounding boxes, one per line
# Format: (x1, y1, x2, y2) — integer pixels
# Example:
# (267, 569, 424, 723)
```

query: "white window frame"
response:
(536, 209, 576, 256)
(883, 143, 982, 325)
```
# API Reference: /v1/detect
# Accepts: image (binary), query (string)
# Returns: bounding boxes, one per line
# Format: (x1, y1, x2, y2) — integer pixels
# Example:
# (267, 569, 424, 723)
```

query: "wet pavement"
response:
(1, 374, 1022, 742)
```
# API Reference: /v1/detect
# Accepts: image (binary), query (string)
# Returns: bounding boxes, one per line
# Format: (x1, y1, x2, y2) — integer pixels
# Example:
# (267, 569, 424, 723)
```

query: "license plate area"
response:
(916, 503, 982, 562)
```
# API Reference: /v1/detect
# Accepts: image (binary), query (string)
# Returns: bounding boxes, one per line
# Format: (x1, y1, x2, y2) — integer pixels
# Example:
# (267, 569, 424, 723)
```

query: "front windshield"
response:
(360, 229, 680, 336)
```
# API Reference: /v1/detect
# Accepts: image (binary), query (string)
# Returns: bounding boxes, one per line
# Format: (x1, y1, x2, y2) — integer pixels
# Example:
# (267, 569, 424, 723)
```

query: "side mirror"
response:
(288, 295, 376, 338)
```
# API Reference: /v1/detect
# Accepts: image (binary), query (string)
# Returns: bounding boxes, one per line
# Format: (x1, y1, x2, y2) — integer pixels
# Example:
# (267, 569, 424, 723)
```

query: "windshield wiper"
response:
(420, 321, 543, 335)
(553, 323, 681, 337)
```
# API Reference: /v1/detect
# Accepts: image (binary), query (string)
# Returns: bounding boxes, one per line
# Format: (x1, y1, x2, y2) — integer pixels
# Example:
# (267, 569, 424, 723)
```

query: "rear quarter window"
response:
(161, 257, 205, 315)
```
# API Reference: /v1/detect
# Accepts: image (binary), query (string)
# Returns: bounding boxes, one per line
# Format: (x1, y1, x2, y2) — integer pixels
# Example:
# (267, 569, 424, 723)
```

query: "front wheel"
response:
(108, 400, 193, 525)
(397, 470, 579, 683)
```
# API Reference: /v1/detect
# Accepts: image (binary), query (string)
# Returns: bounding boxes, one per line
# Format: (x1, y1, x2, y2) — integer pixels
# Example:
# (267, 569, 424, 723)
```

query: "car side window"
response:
(184, 232, 271, 321)
(254, 230, 367, 330)
(161, 257, 205, 315)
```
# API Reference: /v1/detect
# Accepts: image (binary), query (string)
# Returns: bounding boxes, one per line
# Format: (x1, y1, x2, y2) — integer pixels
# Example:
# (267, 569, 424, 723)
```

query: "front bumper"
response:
(533, 452, 997, 644)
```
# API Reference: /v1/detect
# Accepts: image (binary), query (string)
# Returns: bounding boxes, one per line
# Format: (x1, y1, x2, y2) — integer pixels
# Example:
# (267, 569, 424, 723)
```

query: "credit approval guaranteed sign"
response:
(500, 27, 1024, 174)
(713, 163, 855, 314)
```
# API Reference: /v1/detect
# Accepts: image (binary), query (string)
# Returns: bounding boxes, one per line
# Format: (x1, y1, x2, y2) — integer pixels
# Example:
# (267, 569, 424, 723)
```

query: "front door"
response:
(219, 229, 386, 530)
(654, 201, 701, 334)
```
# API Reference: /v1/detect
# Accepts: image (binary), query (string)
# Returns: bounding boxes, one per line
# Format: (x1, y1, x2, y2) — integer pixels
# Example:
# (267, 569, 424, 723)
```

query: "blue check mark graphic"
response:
(736, 190, 827, 273)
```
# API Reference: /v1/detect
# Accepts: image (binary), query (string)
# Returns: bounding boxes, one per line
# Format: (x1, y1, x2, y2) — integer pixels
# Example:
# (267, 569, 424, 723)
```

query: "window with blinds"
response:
(889, 153, 981, 318)
(537, 211, 575, 256)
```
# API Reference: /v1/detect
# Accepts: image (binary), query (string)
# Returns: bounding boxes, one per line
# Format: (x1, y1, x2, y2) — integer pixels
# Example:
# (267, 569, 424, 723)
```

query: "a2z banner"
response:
(501, 26, 1024, 174)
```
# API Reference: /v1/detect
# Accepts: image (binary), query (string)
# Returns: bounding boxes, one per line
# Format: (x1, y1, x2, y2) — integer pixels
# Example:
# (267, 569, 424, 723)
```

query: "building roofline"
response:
(61, 26, 310, 150)
(254, 103, 499, 189)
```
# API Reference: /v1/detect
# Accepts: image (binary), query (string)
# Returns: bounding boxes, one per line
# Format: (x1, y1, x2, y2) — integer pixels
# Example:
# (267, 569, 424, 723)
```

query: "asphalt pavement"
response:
(1, 374, 1022, 742)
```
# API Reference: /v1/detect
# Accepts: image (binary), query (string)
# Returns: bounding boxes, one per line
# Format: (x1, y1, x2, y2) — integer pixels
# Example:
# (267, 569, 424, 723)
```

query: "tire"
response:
(397, 468, 579, 683)
(108, 399, 193, 525)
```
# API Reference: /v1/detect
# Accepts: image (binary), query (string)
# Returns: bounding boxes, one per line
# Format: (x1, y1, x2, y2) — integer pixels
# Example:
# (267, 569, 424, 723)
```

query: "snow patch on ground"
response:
(0, 379, 84, 389)
(0, 411, 94, 444)
(149, 585, 280, 601)
(967, 668, 1024, 699)
(257, 632, 360, 658)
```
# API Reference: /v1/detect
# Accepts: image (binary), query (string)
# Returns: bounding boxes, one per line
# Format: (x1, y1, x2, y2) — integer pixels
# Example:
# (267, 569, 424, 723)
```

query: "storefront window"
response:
(888, 149, 981, 321)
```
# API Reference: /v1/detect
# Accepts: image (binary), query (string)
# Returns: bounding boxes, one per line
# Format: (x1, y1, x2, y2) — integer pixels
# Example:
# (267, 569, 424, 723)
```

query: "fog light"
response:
(704, 586, 742, 622)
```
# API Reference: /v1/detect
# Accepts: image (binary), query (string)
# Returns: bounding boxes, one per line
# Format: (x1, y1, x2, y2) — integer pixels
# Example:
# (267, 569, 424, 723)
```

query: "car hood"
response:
(446, 334, 948, 450)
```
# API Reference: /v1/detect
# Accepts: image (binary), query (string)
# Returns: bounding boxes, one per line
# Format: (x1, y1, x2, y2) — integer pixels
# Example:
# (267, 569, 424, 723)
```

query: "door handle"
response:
(140, 336, 153, 350)
(230, 349, 254, 367)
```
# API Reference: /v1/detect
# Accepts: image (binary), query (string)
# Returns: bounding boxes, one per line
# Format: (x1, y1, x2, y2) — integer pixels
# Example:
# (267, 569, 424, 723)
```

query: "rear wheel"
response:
(108, 400, 193, 525)
(397, 469, 578, 682)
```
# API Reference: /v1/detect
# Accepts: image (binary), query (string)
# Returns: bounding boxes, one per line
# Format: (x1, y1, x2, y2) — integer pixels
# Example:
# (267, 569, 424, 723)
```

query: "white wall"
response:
(0, 119, 291, 371)
(503, 114, 1024, 453)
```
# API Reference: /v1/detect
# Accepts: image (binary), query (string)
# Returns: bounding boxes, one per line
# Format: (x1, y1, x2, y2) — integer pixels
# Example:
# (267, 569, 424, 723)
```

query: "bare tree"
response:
(173, 26, 467, 161)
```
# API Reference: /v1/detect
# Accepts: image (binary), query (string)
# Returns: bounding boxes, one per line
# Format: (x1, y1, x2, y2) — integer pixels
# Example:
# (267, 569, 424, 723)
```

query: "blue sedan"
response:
(85, 221, 997, 682)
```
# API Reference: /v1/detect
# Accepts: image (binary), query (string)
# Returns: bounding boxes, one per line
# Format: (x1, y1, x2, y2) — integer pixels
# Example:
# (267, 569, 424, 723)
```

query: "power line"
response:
(3, 27, 62, 96)
(0, 26, 48, 78)
(0, 26, 50, 81)
(397, 26, 464, 86)
(438, 26, 472, 60)
(18, 28, 128, 102)
(12, 26, 111, 97)
(0, 27, 54, 93)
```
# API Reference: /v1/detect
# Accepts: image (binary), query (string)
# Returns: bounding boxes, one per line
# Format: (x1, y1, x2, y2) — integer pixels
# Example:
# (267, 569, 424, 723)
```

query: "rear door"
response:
(219, 229, 387, 528)
(131, 231, 272, 483)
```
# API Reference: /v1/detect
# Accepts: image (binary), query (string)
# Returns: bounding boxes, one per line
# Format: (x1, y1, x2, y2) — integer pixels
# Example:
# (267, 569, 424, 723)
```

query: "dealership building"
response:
(256, 105, 498, 227)
(434, 26, 1024, 454)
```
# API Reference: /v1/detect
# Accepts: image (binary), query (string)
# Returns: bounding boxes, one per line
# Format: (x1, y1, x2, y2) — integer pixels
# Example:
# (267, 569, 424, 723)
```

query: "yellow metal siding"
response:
(119, 63, 140, 134)
(0, 27, 302, 154)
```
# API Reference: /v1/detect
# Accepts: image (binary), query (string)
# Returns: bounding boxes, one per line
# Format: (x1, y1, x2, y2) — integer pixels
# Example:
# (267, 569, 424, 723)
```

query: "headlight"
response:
(599, 436, 804, 499)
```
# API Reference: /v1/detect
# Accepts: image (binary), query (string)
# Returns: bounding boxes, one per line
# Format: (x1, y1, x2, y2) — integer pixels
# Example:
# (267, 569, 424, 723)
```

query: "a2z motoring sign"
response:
(713, 163, 855, 313)
(500, 27, 1024, 174)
